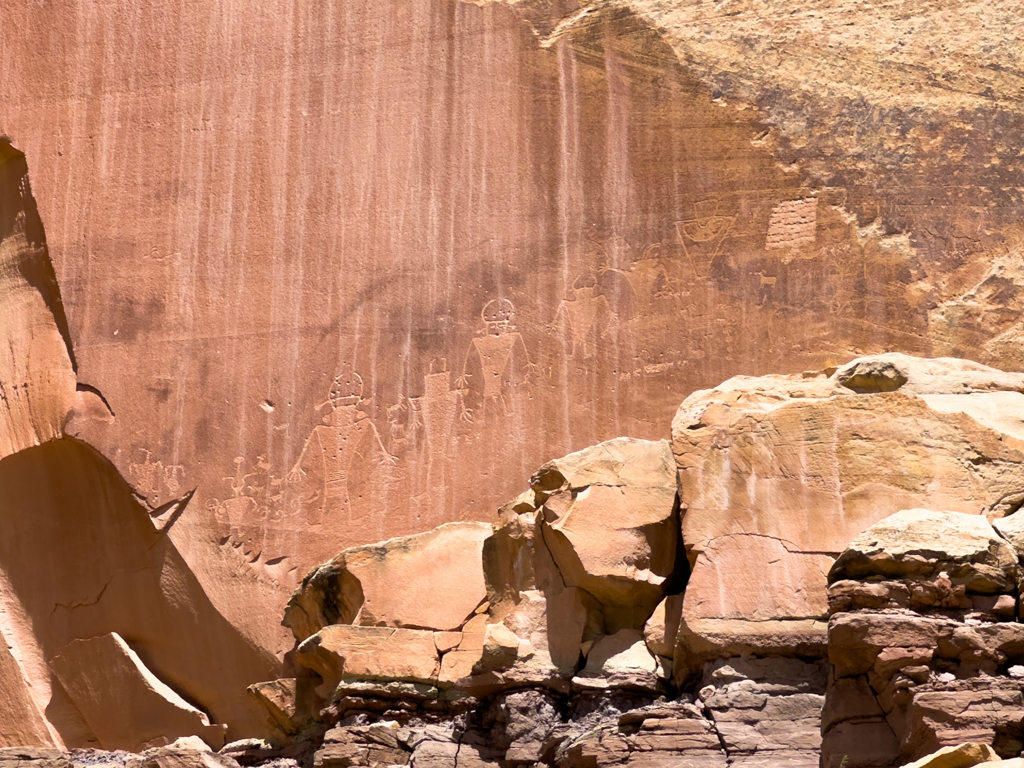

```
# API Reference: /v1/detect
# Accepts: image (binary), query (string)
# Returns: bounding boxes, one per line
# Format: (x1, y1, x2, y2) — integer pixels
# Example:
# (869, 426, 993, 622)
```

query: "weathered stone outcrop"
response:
(0, 439, 280, 749)
(231, 354, 1024, 767)
(274, 438, 685, 715)
(283, 522, 492, 641)
(530, 438, 683, 634)
(672, 353, 1024, 680)
(8, 0, 1024, 701)
(50, 633, 228, 751)
(824, 509, 1024, 768)
(0, 0, 1022, 748)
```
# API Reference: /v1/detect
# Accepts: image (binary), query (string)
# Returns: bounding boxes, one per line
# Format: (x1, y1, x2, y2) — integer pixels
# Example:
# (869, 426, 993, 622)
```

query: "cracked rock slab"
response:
(294, 625, 441, 700)
(50, 633, 227, 752)
(672, 354, 1024, 675)
(284, 522, 492, 641)
(829, 509, 1019, 594)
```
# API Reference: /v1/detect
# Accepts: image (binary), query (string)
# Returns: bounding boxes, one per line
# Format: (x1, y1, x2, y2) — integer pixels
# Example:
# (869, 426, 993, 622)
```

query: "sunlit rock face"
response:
(1, 0, 1022, 681)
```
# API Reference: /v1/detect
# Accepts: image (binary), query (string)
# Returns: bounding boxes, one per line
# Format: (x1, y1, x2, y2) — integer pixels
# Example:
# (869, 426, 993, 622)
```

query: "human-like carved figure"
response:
(286, 368, 394, 526)
(549, 274, 616, 360)
(128, 447, 185, 507)
(620, 244, 675, 309)
(676, 200, 737, 277)
(458, 300, 532, 421)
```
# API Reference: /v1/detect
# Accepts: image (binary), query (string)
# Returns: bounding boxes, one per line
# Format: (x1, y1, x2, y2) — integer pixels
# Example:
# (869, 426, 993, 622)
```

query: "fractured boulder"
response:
(531, 438, 681, 632)
(824, 505, 1024, 768)
(829, 509, 1018, 594)
(293, 625, 440, 700)
(284, 522, 492, 641)
(672, 354, 1024, 678)
(49, 633, 227, 752)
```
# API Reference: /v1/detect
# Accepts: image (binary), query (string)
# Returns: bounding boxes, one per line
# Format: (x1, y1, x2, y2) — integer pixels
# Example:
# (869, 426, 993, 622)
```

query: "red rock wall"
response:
(1, 0, 1022, 664)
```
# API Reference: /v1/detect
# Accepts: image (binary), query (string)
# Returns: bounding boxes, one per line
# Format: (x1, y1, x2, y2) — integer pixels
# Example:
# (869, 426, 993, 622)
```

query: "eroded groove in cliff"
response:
(0, 139, 78, 375)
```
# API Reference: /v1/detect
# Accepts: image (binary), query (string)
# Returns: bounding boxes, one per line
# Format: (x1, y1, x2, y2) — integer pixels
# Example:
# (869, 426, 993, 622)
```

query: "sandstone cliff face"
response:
(0, 141, 280, 749)
(0, 0, 1023, 761)
(671, 353, 1024, 678)
(2, 0, 1023, 671)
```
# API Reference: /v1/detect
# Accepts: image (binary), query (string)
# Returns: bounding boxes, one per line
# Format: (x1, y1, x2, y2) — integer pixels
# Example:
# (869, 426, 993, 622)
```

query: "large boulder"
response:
(824, 504, 1024, 767)
(573, 629, 661, 692)
(697, 658, 827, 766)
(531, 438, 682, 631)
(247, 678, 321, 737)
(671, 354, 1024, 678)
(899, 743, 1000, 768)
(49, 633, 228, 751)
(283, 522, 492, 641)
(293, 625, 441, 699)
(829, 509, 1018, 594)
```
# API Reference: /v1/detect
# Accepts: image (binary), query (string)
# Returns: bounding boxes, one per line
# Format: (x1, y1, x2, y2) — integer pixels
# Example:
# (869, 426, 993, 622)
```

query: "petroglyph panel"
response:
(766, 198, 818, 250)
(3, 0, 1023, 652)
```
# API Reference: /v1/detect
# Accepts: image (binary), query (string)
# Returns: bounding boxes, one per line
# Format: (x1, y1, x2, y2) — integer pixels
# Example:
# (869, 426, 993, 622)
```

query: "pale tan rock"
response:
(480, 623, 519, 672)
(542, 485, 678, 619)
(49, 633, 227, 752)
(0, 748, 72, 768)
(484, 485, 602, 678)
(672, 355, 1024, 673)
(900, 743, 1000, 768)
(482, 501, 539, 616)
(433, 632, 462, 654)
(284, 522, 492, 641)
(246, 678, 320, 736)
(683, 535, 833, 622)
(535, 438, 679, 628)
(499, 587, 595, 675)
(829, 509, 1018, 593)
(675, 618, 828, 684)
(643, 594, 682, 658)
(294, 625, 439, 699)
(993, 511, 1024, 558)
(530, 437, 678, 495)
(437, 614, 488, 688)
(128, 744, 240, 768)
(835, 354, 1024, 397)
(574, 629, 659, 690)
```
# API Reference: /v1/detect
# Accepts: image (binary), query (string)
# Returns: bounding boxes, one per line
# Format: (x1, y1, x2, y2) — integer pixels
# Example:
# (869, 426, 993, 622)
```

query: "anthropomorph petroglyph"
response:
(286, 367, 395, 526)
(676, 200, 737, 277)
(128, 447, 186, 507)
(549, 273, 617, 359)
(458, 300, 532, 421)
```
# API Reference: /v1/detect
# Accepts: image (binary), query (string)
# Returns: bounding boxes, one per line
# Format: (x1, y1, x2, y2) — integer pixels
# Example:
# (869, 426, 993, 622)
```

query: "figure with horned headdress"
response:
(286, 367, 394, 526)
(457, 299, 532, 423)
